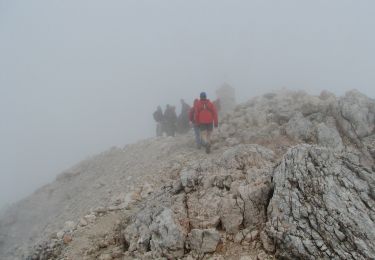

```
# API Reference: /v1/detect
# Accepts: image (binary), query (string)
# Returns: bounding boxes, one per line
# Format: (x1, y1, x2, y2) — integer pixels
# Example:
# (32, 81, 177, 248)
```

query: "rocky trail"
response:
(0, 89, 374, 260)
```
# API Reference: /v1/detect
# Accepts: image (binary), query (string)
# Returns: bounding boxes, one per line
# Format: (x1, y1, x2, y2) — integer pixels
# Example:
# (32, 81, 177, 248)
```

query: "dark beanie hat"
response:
(200, 92, 207, 99)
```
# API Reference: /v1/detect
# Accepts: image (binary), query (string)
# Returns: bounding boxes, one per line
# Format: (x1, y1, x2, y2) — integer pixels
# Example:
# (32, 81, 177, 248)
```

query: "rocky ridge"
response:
(0, 89, 374, 259)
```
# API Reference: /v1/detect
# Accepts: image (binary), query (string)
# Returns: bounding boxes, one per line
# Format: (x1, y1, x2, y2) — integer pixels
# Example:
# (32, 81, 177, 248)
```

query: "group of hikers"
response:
(153, 99, 191, 137)
(153, 92, 219, 153)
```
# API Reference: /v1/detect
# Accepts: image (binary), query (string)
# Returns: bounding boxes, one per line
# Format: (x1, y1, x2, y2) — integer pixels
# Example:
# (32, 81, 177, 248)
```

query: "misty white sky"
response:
(1, 0, 375, 209)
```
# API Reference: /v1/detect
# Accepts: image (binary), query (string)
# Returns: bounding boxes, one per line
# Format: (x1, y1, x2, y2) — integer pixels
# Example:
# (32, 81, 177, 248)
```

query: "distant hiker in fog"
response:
(189, 99, 201, 149)
(195, 92, 218, 154)
(177, 99, 191, 134)
(164, 104, 178, 137)
(153, 106, 164, 137)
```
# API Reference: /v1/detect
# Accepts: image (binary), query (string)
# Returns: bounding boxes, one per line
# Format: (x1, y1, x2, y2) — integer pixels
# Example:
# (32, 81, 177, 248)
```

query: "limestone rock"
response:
(140, 182, 154, 199)
(149, 208, 187, 258)
(124, 193, 188, 258)
(56, 231, 65, 239)
(84, 214, 96, 224)
(63, 221, 76, 232)
(188, 229, 220, 253)
(63, 234, 72, 244)
(339, 90, 375, 138)
(285, 112, 313, 141)
(79, 218, 88, 227)
(99, 253, 112, 260)
(239, 256, 254, 260)
(180, 169, 200, 192)
(219, 196, 243, 234)
(260, 230, 275, 253)
(237, 182, 271, 229)
(266, 145, 375, 260)
(316, 123, 344, 151)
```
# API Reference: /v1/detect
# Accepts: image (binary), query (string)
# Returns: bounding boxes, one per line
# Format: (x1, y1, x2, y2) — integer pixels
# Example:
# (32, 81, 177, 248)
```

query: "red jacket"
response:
(194, 99, 218, 126)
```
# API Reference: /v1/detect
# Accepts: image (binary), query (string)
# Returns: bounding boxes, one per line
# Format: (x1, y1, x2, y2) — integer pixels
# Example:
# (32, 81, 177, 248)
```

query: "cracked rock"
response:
(188, 229, 220, 254)
(266, 144, 375, 260)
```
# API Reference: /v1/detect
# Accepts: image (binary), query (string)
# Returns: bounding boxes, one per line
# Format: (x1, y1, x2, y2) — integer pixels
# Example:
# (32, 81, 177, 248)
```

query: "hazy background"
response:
(1, 0, 375, 210)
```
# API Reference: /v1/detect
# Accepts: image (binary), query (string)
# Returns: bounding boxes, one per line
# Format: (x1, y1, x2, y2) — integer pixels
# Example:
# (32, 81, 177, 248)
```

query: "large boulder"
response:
(338, 90, 375, 138)
(237, 182, 272, 229)
(186, 188, 222, 229)
(266, 145, 375, 260)
(285, 112, 314, 141)
(149, 208, 187, 258)
(316, 123, 344, 151)
(124, 194, 188, 258)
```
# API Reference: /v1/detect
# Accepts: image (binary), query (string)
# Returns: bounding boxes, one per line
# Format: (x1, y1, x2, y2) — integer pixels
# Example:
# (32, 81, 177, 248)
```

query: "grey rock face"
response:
(188, 229, 220, 253)
(237, 182, 271, 229)
(149, 208, 187, 257)
(266, 145, 375, 260)
(285, 112, 314, 141)
(219, 196, 243, 234)
(316, 123, 344, 151)
(124, 193, 188, 258)
(339, 90, 375, 138)
(123, 144, 276, 258)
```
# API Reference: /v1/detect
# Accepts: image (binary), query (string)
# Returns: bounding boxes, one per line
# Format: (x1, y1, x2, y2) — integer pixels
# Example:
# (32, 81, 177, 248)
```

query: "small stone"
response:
(63, 221, 76, 232)
(84, 214, 96, 223)
(334, 228, 346, 242)
(99, 253, 112, 260)
(140, 182, 154, 198)
(234, 231, 245, 243)
(94, 207, 107, 213)
(207, 255, 225, 260)
(56, 230, 65, 239)
(98, 240, 109, 248)
(111, 247, 123, 258)
(257, 251, 268, 260)
(244, 230, 259, 243)
(63, 234, 73, 244)
(260, 230, 275, 253)
(79, 218, 88, 227)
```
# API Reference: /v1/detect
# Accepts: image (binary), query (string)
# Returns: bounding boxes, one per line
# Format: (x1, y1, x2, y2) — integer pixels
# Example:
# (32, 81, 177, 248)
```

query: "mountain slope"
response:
(1, 89, 374, 260)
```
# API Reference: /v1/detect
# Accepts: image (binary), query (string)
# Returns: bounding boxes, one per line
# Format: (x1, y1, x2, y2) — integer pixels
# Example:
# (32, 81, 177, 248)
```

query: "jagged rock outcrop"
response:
(122, 144, 276, 259)
(123, 193, 189, 258)
(339, 90, 375, 138)
(266, 145, 375, 260)
(215, 89, 374, 164)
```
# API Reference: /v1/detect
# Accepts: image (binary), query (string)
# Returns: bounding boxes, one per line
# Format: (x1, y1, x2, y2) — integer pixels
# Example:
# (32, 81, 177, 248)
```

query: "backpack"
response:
(199, 101, 213, 114)
(197, 100, 214, 123)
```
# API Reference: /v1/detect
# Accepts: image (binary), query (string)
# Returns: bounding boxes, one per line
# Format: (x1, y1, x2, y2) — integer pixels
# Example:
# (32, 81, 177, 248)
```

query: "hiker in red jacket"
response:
(189, 99, 201, 149)
(194, 92, 218, 153)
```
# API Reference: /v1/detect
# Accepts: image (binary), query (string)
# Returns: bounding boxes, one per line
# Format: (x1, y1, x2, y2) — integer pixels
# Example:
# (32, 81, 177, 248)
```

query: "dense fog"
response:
(1, 0, 375, 210)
